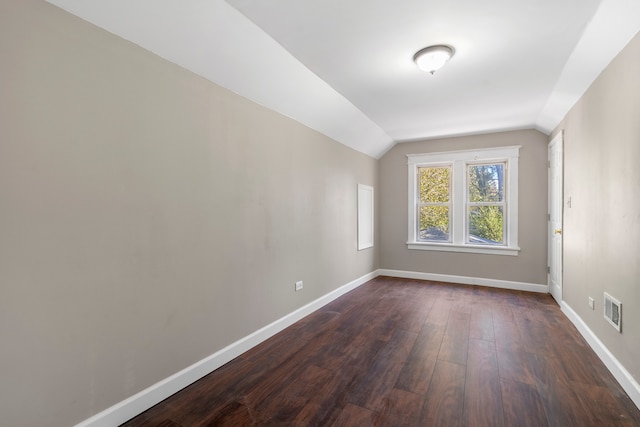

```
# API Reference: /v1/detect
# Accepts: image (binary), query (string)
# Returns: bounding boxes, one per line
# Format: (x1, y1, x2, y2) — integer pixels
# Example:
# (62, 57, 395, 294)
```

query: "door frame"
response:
(548, 131, 563, 303)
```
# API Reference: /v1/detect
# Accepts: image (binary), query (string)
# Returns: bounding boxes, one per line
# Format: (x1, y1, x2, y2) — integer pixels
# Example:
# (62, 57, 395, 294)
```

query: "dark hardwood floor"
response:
(123, 276, 640, 426)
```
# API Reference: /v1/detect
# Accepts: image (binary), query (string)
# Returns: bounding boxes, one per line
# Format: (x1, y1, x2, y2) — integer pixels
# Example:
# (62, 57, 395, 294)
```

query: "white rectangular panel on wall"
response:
(357, 184, 374, 250)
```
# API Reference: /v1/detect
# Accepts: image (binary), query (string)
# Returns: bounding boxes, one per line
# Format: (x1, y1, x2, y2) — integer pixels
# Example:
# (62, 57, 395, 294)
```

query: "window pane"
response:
(468, 164, 504, 202)
(419, 166, 450, 203)
(419, 206, 449, 241)
(468, 206, 504, 244)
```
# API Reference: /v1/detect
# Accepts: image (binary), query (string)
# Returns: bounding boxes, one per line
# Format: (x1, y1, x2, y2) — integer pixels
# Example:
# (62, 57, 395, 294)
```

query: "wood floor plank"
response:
(527, 352, 585, 427)
(306, 329, 365, 370)
(199, 400, 258, 426)
(395, 322, 444, 394)
(239, 325, 311, 367)
(122, 277, 640, 427)
(330, 403, 375, 427)
(284, 309, 343, 341)
(570, 381, 639, 427)
(313, 328, 387, 375)
(496, 343, 536, 385)
(347, 329, 418, 411)
(374, 388, 424, 427)
(554, 338, 613, 387)
(424, 298, 452, 326)
(492, 306, 522, 347)
(438, 311, 470, 366)
(500, 378, 548, 427)
(388, 302, 430, 334)
(241, 362, 316, 424)
(515, 315, 556, 357)
(292, 367, 351, 427)
(463, 339, 504, 427)
(420, 360, 466, 427)
(469, 306, 494, 342)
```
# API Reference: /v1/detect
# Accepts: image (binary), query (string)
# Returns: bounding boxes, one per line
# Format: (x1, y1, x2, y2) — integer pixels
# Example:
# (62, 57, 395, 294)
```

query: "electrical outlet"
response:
(588, 297, 595, 310)
(295, 281, 303, 291)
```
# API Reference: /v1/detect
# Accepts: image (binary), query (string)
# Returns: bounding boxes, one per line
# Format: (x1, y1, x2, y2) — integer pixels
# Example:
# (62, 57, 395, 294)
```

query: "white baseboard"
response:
(74, 270, 378, 427)
(378, 269, 548, 293)
(561, 301, 640, 409)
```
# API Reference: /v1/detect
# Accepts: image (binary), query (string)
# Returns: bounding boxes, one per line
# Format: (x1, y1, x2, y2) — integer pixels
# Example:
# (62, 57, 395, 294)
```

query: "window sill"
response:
(407, 242, 520, 256)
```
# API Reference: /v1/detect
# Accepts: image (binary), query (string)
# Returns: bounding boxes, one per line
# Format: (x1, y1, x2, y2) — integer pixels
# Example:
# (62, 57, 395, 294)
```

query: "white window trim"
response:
(407, 145, 521, 256)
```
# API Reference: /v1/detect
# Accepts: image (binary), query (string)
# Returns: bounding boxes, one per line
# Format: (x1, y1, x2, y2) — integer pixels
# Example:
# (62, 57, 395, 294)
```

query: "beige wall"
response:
(554, 31, 640, 383)
(379, 129, 549, 285)
(0, 1, 378, 426)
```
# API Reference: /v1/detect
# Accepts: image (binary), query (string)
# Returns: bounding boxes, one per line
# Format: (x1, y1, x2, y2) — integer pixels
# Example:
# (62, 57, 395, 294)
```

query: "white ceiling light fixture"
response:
(413, 45, 455, 75)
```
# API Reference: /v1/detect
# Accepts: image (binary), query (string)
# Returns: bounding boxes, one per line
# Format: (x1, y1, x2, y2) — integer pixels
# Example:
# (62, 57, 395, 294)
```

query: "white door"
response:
(548, 132, 563, 303)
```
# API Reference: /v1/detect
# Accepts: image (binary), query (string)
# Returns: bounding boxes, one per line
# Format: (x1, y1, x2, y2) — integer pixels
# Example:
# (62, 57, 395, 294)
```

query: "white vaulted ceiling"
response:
(45, 0, 640, 158)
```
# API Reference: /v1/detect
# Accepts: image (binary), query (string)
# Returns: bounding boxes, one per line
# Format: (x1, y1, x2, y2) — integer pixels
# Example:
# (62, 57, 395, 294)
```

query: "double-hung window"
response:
(407, 146, 520, 255)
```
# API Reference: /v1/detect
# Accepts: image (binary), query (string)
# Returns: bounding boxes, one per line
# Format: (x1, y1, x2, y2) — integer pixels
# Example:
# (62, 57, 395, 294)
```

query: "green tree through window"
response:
(467, 163, 505, 244)
(418, 166, 450, 241)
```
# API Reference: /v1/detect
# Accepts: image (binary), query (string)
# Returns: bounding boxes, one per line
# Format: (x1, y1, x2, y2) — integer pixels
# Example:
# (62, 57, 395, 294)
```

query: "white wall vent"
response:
(604, 292, 622, 332)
